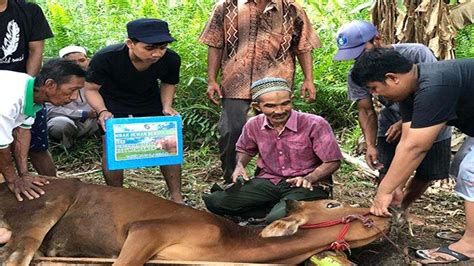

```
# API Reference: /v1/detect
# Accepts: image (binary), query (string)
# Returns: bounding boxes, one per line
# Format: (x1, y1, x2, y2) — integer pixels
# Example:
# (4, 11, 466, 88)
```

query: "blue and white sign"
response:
(105, 116, 183, 170)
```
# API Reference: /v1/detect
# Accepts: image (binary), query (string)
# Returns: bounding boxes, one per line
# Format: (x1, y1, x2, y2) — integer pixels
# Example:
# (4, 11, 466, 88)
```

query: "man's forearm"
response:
(84, 82, 106, 112)
(378, 123, 444, 194)
(0, 148, 19, 183)
(160, 83, 177, 109)
(377, 141, 428, 194)
(358, 106, 378, 148)
(207, 47, 222, 83)
(26, 40, 45, 76)
(235, 152, 253, 168)
(12, 128, 31, 175)
(296, 52, 314, 81)
(304, 160, 341, 183)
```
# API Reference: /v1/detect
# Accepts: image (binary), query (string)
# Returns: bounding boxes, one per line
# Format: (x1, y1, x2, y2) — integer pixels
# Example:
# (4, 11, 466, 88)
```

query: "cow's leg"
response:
(1, 236, 43, 266)
(2, 201, 69, 266)
(114, 220, 171, 266)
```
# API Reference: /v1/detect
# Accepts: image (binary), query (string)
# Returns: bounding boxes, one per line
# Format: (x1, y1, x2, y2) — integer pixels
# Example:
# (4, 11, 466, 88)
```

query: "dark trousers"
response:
(377, 137, 451, 181)
(218, 99, 251, 183)
(203, 178, 329, 223)
(30, 107, 49, 151)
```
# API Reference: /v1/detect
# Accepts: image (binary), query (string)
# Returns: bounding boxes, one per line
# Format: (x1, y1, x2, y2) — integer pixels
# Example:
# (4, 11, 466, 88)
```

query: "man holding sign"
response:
(84, 18, 184, 203)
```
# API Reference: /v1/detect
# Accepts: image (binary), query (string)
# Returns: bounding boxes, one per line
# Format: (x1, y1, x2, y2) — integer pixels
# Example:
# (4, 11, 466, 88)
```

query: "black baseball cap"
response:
(127, 18, 176, 44)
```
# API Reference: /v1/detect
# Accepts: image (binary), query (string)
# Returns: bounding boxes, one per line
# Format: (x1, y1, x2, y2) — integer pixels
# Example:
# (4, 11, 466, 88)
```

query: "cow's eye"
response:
(326, 202, 341, 209)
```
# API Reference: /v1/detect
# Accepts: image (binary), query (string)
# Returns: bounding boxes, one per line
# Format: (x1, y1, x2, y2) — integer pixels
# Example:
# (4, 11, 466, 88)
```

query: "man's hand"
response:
(231, 164, 249, 183)
(162, 107, 179, 116)
(98, 110, 113, 132)
(207, 81, 222, 105)
(370, 190, 393, 217)
(7, 174, 49, 202)
(385, 120, 402, 143)
(87, 110, 97, 119)
(300, 79, 316, 102)
(365, 145, 383, 170)
(286, 176, 313, 190)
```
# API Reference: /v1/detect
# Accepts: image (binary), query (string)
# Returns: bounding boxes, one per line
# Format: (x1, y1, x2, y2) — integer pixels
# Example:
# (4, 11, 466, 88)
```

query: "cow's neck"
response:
(228, 226, 344, 263)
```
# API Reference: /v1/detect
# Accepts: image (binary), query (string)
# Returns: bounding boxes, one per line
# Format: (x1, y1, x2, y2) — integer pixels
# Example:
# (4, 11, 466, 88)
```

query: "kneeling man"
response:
(0, 59, 86, 201)
(352, 48, 473, 263)
(204, 77, 343, 223)
(47, 45, 98, 149)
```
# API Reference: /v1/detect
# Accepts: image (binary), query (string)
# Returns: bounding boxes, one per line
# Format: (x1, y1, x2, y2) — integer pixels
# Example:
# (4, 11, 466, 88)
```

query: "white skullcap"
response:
(59, 45, 87, 58)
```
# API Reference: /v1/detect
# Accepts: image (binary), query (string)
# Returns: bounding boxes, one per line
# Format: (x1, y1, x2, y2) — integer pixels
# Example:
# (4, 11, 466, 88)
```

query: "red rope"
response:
(299, 219, 343, 229)
(300, 212, 371, 229)
(299, 213, 372, 252)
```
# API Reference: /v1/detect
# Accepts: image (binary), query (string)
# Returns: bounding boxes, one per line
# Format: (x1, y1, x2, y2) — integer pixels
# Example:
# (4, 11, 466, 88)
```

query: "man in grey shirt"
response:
(334, 21, 452, 218)
(46, 45, 98, 149)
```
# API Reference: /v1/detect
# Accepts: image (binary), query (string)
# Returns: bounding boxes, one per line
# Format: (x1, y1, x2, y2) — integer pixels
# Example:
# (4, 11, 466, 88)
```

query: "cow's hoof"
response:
(260, 220, 299, 238)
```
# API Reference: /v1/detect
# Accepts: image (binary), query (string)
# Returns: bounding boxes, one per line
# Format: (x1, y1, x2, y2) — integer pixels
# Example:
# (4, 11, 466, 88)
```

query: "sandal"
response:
(415, 245, 472, 264)
(435, 230, 464, 242)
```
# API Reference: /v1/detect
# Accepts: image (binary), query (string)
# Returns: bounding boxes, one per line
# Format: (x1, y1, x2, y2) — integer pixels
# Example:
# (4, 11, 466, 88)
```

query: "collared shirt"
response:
(199, 0, 321, 99)
(236, 111, 343, 184)
(0, 70, 39, 148)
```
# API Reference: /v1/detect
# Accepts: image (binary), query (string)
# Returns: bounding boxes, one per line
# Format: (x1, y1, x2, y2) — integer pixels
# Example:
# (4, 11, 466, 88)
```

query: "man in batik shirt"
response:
(200, 0, 321, 183)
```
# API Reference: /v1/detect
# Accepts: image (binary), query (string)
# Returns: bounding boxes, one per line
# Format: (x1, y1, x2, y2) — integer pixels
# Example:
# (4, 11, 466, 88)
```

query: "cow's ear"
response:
(285, 199, 301, 213)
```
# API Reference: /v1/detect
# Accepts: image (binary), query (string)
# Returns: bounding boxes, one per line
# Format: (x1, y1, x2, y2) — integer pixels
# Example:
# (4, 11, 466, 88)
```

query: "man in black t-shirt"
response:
(351, 48, 473, 263)
(85, 18, 184, 203)
(0, 0, 56, 178)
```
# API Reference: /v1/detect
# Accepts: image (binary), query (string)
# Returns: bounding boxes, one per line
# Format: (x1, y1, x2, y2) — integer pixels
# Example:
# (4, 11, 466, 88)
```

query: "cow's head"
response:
(285, 199, 368, 223)
(261, 199, 390, 241)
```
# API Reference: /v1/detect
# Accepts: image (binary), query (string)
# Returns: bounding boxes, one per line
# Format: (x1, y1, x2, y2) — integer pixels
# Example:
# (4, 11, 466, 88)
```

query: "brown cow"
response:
(0, 178, 390, 265)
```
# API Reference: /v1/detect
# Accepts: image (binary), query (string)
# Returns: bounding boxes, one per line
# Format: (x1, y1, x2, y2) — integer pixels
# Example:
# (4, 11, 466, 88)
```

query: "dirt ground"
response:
(331, 175, 468, 266)
(52, 138, 469, 266)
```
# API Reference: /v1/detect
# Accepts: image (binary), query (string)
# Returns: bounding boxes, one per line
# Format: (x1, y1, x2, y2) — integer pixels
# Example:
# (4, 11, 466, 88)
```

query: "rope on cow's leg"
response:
(370, 222, 410, 261)
(343, 213, 410, 261)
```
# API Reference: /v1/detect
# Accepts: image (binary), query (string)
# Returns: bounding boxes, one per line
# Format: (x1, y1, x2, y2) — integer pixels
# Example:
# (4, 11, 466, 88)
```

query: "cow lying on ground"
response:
(0, 178, 390, 265)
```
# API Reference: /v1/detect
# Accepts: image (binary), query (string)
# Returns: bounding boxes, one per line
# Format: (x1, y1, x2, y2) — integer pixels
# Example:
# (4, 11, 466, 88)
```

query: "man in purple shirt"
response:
(203, 77, 343, 223)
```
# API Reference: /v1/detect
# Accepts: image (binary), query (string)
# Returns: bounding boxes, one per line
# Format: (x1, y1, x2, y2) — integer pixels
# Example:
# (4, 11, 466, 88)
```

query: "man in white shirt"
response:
(0, 59, 85, 201)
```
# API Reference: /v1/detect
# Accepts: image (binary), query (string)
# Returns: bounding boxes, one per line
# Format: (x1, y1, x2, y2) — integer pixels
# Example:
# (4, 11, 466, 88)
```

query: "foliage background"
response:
(35, 0, 472, 150)
(34, 4, 472, 260)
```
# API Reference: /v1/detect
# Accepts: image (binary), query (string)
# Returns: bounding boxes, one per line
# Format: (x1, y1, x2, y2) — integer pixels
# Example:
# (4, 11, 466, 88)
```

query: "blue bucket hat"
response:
(333, 20, 378, 61)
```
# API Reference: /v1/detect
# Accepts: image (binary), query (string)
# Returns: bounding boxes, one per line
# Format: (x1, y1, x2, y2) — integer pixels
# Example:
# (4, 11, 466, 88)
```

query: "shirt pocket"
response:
(288, 142, 315, 170)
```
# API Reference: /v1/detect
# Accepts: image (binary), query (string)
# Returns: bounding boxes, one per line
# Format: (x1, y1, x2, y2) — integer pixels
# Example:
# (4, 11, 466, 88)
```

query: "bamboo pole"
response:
(32, 257, 283, 266)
